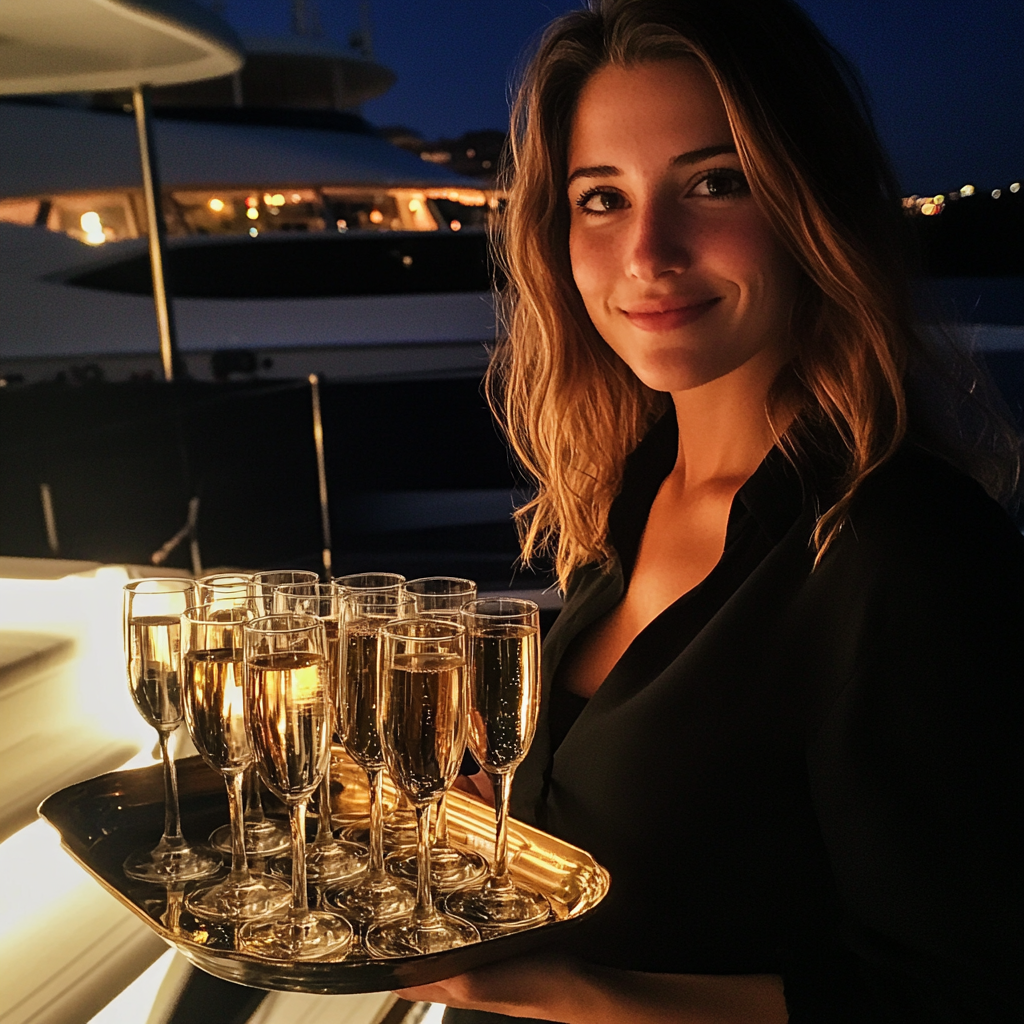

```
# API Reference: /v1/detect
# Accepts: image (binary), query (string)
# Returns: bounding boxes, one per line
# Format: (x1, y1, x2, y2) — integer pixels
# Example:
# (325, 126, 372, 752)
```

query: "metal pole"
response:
(133, 85, 180, 382)
(309, 374, 333, 579)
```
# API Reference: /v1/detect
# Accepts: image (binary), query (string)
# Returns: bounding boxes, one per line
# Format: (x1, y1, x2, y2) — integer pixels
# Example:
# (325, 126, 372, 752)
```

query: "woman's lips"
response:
(622, 297, 722, 331)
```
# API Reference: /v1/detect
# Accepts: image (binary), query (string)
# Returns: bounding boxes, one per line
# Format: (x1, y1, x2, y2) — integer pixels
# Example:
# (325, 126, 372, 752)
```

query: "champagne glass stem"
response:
(244, 767, 267, 825)
(366, 767, 386, 879)
(226, 770, 250, 885)
(413, 801, 434, 922)
(158, 728, 184, 842)
(490, 770, 513, 886)
(315, 773, 333, 844)
(289, 799, 309, 917)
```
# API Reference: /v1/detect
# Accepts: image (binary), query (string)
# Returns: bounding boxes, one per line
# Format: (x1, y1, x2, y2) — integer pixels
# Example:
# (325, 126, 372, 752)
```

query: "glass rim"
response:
(380, 616, 466, 641)
(183, 602, 249, 624)
(124, 576, 194, 594)
(250, 569, 320, 585)
(244, 612, 322, 634)
(196, 572, 253, 585)
(275, 581, 334, 595)
(461, 596, 540, 620)
(402, 576, 477, 594)
(333, 572, 405, 592)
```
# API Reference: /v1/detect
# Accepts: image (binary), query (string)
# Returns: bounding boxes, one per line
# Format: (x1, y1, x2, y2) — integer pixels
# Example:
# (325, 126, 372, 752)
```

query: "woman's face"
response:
(567, 60, 801, 394)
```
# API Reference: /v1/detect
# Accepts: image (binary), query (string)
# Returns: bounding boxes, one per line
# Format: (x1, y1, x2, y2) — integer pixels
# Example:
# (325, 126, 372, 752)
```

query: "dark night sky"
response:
(220, 0, 1022, 195)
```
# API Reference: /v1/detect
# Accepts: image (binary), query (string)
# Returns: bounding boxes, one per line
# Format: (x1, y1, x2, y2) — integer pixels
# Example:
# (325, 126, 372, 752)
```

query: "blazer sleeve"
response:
(799, 460, 1023, 1022)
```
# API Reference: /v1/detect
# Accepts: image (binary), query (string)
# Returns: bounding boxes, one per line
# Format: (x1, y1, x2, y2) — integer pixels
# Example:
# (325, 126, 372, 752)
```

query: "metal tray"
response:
(38, 751, 610, 993)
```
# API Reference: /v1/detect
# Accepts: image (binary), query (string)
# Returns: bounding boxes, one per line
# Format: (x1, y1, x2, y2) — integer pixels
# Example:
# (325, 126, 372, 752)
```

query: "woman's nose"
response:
(625, 195, 691, 281)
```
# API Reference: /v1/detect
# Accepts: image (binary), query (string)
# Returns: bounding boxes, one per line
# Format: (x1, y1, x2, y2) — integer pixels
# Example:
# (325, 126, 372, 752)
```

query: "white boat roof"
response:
(0, 102, 477, 195)
(0, 0, 242, 95)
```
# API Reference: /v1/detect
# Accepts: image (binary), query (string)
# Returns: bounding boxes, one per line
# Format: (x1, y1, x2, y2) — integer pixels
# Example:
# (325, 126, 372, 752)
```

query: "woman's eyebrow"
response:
(567, 144, 737, 188)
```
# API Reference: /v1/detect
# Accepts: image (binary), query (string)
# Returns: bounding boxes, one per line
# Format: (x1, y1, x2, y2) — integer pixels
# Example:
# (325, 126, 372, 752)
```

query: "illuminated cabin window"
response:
(0, 186, 502, 243)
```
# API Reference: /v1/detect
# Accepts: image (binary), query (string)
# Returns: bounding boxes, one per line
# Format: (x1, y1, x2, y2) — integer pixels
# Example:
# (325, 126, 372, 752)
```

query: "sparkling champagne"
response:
(246, 651, 329, 802)
(380, 651, 465, 804)
(128, 615, 182, 729)
(339, 621, 384, 769)
(183, 648, 250, 773)
(467, 623, 540, 772)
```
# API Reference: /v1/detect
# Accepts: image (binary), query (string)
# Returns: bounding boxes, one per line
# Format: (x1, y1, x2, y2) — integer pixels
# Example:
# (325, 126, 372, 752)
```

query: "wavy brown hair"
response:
(488, 0, 1020, 589)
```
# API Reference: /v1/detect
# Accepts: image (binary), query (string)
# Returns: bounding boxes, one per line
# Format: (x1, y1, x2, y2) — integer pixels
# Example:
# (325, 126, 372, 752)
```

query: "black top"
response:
(506, 416, 1023, 1023)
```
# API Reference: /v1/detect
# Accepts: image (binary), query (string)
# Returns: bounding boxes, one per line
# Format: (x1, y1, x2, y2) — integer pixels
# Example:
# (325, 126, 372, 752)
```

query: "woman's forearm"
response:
(396, 955, 788, 1024)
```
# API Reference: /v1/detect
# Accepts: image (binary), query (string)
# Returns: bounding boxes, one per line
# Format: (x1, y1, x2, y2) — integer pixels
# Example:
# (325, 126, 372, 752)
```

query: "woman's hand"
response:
(395, 952, 788, 1023)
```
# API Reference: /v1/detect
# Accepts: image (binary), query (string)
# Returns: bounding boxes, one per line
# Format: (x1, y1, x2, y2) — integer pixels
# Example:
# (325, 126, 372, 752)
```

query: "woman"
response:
(401, 1, 1023, 1020)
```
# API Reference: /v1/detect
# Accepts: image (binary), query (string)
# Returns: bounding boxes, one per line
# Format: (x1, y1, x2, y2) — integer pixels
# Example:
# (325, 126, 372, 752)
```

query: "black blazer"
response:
(507, 418, 1023, 1022)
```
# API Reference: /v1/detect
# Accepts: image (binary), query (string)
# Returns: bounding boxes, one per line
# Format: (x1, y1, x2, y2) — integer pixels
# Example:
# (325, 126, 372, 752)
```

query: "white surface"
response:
(0, 0, 241, 95)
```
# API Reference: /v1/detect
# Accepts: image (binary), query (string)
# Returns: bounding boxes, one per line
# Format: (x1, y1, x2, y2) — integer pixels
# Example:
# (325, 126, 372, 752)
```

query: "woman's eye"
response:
(575, 189, 627, 214)
(690, 169, 750, 199)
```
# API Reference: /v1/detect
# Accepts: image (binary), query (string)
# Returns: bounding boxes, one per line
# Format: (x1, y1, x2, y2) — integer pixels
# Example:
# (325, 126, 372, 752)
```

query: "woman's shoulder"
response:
(835, 442, 1024, 574)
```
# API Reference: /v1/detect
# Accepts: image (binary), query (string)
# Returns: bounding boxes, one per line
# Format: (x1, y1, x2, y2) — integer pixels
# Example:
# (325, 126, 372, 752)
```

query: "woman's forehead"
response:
(568, 60, 734, 172)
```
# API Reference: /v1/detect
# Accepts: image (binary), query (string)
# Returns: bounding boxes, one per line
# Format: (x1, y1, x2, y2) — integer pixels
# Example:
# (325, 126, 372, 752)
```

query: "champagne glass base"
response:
(123, 841, 222, 883)
(387, 845, 487, 891)
(237, 909, 353, 961)
(366, 911, 479, 957)
(324, 873, 415, 927)
(268, 839, 366, 886)
(442, 882, 552, 934)
(184, 874, 292, 922)
(210, 819, 290, 858)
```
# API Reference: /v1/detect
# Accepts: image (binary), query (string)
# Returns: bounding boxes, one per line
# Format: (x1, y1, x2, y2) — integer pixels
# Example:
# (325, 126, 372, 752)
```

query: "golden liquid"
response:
(183, 648, 251, 773)
(380, 651, 465, 804)
(339, 622, 384, 769)
(128, 615, 182, 729)
(467, 624, 540, 772)
(246, 652, 329, 802)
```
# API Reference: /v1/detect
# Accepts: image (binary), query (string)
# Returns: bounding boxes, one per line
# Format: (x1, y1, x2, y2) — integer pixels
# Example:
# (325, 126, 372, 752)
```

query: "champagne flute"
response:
(197, 573, 291, 858)
(180, 603, 291, 921)
(366, 617, 479, 956)
(237, 614, 353, 960)
(122, 578, 222, 883)
(442, 598, 551, 932)
(324, 575, 415, 932)
(388, 577, 487, 890)
(273, 582, 365, 885)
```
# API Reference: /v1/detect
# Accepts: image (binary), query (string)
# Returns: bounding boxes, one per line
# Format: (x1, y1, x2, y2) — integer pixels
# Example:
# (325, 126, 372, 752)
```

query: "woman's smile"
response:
(621, 296, 723, 332)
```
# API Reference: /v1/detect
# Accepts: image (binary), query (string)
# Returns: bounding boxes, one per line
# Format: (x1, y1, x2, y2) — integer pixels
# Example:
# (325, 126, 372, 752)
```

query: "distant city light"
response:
(1011, 182, 1021, 193)
(369, 209, 384, 224)
(450, 219, 462, 231)
(245, 195, 259, 208)
(992, 188, 1002, 199)
(246, 207, 259, 220)
(336, 219, 348, 231)
(248, 226, 258, 237)
(208, 197, 225, 212)
(960, 184, 975, 197)
(933, 195, 945, 205)
(291, 193, 302, 203)
(920, 202, 939, 216)
(264, 193, 286, 207)
(402, 255, 413, 266)
(79, 211, 106, 245)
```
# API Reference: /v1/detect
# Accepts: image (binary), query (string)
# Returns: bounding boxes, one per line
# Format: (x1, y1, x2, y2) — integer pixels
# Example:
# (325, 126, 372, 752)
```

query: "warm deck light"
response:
(80, 211, 106, 245)
(336, 219, 348, 231)
(960, 184, 975, 197)
(263, 193, 286, 207)
(245, 195, 259, 208)
(208, 197, 225, 212)
(450, 219, 462, 231)
(249, 226, 258, 237)
(369, 209, 384, 224)
(291, 193, 302, 203)
(246, 207, 259, 220)
(408, 199, 422, 212)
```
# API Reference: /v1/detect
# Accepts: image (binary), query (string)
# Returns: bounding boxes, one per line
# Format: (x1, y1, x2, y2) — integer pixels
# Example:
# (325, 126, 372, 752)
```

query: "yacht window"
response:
(0, 198, 42, 227)
(46, 193, 140, 244)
